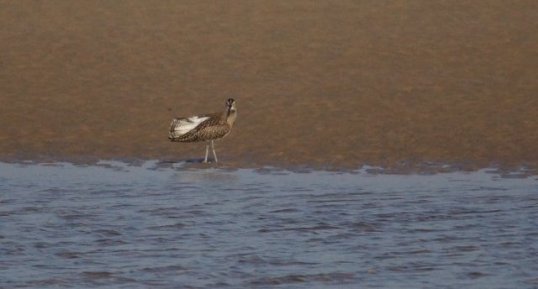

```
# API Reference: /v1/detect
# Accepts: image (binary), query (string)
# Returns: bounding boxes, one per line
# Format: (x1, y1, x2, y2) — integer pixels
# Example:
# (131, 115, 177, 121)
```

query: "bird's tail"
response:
(168, 118, 181, 141)
(168, 115, 209, 141)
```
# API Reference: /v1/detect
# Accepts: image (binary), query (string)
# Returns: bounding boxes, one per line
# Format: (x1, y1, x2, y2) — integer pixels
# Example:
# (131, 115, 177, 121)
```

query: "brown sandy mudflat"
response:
(1, 1, 537, 171)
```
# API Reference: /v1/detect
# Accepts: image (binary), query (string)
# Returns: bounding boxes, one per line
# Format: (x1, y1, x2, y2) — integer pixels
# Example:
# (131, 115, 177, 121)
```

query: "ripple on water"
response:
(0, 161, 537, 289)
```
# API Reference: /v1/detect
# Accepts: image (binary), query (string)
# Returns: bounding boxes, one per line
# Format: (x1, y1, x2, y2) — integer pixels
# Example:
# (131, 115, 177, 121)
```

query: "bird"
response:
(169, 98, 237, 163)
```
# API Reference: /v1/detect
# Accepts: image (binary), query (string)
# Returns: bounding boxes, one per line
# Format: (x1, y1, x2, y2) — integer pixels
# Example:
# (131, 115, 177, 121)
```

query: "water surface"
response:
(1, 161, 537, 288)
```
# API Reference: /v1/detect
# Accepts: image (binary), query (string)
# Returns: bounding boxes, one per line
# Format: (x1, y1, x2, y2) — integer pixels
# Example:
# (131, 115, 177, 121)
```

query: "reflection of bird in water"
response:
(169, 98, 237, 163)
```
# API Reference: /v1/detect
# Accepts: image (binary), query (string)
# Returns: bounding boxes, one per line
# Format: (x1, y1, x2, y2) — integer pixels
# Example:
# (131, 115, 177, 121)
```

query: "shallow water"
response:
(1, 161, 537, 288)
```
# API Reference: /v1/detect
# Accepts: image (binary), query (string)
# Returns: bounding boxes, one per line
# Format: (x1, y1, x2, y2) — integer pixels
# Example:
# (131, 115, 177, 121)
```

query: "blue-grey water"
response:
(1, 161, 537, 289)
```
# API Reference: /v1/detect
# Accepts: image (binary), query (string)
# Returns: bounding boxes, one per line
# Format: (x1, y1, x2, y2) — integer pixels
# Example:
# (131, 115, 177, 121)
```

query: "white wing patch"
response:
(171, 116, 209, 136)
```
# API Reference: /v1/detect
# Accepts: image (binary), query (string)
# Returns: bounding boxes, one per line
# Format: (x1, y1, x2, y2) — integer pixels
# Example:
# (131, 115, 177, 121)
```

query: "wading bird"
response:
(169, 98, 237, 163)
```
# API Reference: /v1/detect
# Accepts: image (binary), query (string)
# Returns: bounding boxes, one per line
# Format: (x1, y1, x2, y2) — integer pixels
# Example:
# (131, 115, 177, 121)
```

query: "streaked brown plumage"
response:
(169, 98, 237, 163)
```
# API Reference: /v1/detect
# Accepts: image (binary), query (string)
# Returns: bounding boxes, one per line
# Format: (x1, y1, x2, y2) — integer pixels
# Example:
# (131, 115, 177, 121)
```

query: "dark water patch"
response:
(147, 222, 187, 231)
(81, 271, 114, 279)
(140, 265, 188, 274)
(248, 272, 356, 286)
(55, 251, 80, 259)
(258, 223, 340, 233)
(447, 245, 481, 253)
(228, 253, 318, 267)
(94, 238, 128, 246)
(269, 208, 301, 214)
(349, 221, 383, 233)
(387, 262, 438, 273)
(466, 271, 489, 279)
(94, 229, 122, 237)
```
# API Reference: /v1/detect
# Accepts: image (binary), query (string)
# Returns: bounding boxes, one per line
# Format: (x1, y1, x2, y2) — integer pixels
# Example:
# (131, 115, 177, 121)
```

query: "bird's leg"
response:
(204, 142, 209, 163)
(211, 140, 218, 163)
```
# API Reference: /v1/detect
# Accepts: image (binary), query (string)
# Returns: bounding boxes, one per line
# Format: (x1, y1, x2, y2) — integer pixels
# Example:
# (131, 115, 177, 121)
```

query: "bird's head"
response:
(226, 98, 236, 112)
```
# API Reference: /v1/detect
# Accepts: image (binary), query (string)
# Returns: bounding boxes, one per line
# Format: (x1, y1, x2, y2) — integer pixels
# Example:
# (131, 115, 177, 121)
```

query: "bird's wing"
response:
(194, 122, 231, 140)
(169, 115, 210, 137)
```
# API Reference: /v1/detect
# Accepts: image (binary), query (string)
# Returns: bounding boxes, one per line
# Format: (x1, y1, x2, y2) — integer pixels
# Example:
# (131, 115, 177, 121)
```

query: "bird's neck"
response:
(225, 109, 237, 126)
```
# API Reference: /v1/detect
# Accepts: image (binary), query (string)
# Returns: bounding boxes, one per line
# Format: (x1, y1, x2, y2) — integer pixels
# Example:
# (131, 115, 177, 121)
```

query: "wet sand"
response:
(1, 1, 537, 171)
